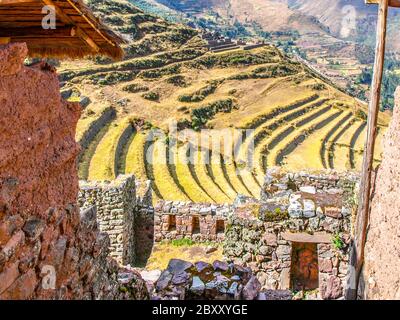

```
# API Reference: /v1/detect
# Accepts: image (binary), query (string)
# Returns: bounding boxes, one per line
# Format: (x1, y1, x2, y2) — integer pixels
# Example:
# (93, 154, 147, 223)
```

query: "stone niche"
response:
(224, 169, 359, 300)
(154, 201, 233, 242)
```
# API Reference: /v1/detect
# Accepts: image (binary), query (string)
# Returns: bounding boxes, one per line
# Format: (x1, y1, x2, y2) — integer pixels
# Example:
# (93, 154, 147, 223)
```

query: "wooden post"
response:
(352, 0, 389, 299)
(0, 37, 10, 44)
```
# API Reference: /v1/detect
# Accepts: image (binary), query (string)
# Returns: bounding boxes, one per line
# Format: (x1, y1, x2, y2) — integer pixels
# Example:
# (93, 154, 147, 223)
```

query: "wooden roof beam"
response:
(366, 0, 400, 7)
(0, 26, 75, 37)
(0, 0, 38, 4)
(41, 0, 100, 53)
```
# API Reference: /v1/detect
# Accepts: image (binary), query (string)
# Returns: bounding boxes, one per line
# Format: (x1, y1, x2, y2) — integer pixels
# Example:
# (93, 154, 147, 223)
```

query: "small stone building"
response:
(154, 201, 231, 242)
(224, 169, 359, 299)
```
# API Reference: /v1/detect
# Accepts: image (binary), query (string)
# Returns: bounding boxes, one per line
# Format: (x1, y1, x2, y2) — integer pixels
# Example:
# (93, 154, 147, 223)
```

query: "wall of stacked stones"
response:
(78, 175, 137, 266)
(0, 43, 149, 300)
(154, 201, 232, 242)
(224, 169, 359, 299)
(224, 214, 351, 299)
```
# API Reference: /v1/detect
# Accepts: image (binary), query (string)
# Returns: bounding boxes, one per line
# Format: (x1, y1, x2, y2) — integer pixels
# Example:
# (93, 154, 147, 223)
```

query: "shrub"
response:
(178, 81, 219, 103)
(311, 83, 326, 91)
(142, 91, 159, 101)
(171, 238, 195, 247)
(332, 234, 345, 250)
(355, 109, 367, 120)
(190, 98, 237, 130)
(166, 75, 187, 87)
(123, 83, 149, 93)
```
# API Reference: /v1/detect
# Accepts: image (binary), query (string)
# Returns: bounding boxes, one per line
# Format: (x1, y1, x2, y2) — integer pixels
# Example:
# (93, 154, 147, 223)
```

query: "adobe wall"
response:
(0, 43, 148, 300)
(362, 88, 400, 300)
(154, 201, 231, 242)
(224, 169, 359, 300)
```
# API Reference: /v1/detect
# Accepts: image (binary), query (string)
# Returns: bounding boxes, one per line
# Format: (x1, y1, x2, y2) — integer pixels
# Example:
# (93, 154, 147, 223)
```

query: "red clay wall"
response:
(362, 87, 400, 299)
(0, 43, 148, 300)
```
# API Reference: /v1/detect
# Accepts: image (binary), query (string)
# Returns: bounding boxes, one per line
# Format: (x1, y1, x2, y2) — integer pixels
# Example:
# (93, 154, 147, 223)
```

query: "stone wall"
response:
(135, 205, 155, 266)
(0, 43, 148, 300)
(78, 175, 136, 266)
(362, 87, 400, 300)
(224, 169, 359, 299)
(154, 201, 231, 242)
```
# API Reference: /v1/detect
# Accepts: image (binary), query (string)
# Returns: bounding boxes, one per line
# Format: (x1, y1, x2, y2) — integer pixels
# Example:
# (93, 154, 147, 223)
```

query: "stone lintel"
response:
(281, 232, 331, 244)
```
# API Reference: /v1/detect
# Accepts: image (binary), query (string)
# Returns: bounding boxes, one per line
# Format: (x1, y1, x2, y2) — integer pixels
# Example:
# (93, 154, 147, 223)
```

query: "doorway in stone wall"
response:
(192, 216, 200, 234)
(290, 242, 319, 291)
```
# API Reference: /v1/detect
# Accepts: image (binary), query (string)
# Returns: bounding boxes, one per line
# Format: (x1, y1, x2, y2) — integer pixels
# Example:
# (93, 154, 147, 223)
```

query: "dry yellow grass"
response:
(192, 149, 231, 204)
(174, 144, 214, 203)
(125, 131, 149, 181)
(210, 150, 238, 201)
(88, 118, 131, 180)
(284, 112, 353, 171)
(331, 120, 364, 171)
(265, 104, 336, 167)
(145, 243, 223, 271)
(152, 139, 190, 201)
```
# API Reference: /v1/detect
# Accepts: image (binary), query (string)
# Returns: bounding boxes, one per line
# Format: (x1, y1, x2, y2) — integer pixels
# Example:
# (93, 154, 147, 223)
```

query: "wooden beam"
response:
(0, 0, 38, 4)
(41, 0, 100, 52)
(65, 0, 115, 47)
(0, 26, 74, 37)
(352, 0, 389, 299)
(366, 0, 400, 7)
(0, 37, 10, 44)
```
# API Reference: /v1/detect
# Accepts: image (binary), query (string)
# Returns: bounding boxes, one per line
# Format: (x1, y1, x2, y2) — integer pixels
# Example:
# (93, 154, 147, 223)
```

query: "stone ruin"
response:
(151, 258, 292, 300)
(224, 169, 359, 299)
(0, 42, 363, 301)
(78, 176, 155, 267)
(76, 167, 359, 300)
(0, 43, 149, 300)
(154, 201, 231, 243)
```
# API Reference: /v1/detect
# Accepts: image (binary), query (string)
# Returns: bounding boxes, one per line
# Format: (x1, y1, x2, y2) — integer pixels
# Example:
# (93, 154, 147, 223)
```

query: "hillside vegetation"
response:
(60, 0, 389, 204)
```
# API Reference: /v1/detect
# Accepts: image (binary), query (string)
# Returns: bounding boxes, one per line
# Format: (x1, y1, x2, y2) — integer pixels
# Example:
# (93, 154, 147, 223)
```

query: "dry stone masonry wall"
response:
(154, 201, 232, 242)
(78, 175, 137, 266)
(224, 169, 359, 300)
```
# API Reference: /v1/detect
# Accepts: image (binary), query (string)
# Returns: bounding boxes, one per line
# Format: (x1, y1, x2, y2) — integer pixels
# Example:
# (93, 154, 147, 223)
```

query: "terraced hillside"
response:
(61, 0, 390, 204)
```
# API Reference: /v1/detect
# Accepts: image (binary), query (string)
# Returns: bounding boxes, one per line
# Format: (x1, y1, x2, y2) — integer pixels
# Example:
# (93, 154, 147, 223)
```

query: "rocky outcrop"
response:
(0, 43, 148, 300)
(362, 88, 400, 300)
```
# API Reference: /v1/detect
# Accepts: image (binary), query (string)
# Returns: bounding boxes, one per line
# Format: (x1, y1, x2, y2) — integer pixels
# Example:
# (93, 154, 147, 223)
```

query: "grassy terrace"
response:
(284, 111, 353, 170)
(323, 116, 355, 169)
(237, 95, 327, 184)
(352, 126, 385, 170)
(331, 120, 365, 171)
(125, 130, 150, 182)
(88, 118, 133, 181)
(210, 150, 238, 201)
(275, 109, 344, 167)
(220, 129, 253, 197)
(173, 144, 214, 203)
(319, 112, 354, 169)
(192, 149, 231, 204)
(260, 103, 335, 168)
(152, 139, 190, 201)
